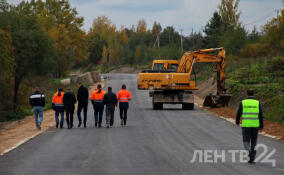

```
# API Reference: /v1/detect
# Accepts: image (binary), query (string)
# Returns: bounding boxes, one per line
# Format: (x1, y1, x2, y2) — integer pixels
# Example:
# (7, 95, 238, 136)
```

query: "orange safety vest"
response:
(52, 91, 64, 106)
(117, 89, 132, 103)
(90, 89, 105, 102)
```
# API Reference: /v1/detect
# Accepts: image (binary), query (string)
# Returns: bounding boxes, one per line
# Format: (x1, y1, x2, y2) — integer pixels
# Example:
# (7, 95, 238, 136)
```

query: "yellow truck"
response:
(137, 48, 231, 110)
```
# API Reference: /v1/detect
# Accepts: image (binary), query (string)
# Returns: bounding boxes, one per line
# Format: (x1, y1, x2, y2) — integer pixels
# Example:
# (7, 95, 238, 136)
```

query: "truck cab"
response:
(152, 60, 179, 71)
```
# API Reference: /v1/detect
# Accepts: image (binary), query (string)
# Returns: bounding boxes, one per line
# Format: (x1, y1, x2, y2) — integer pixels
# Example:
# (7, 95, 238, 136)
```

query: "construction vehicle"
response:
(137, 47, 231, 110)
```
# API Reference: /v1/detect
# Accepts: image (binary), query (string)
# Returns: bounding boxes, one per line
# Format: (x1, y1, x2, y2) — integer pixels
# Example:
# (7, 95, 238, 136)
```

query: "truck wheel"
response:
(153, 102, 163, 110)
(182, 103, 194, 110)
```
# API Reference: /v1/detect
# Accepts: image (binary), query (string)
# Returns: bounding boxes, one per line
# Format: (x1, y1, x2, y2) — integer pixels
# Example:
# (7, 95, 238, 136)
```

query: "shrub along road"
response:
(0, 74, 283, 175)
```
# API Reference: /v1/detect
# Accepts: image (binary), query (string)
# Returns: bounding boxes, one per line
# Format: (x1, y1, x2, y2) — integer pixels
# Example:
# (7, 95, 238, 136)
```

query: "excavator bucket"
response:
(203, 94, 231, 108)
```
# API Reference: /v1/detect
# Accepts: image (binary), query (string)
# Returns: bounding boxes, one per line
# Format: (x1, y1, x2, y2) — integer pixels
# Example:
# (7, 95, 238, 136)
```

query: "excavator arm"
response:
(177, 47, 226, 95)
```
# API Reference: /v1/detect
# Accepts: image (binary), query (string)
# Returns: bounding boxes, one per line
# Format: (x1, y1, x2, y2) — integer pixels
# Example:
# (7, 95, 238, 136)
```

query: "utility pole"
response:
(276, 9, 280, 26)
(157, 34, 160, 48)
(180, 29, 183, 52)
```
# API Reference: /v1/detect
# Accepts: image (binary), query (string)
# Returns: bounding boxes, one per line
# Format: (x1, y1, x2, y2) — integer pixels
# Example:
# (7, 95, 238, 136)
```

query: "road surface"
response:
(0, 73, 283, 175)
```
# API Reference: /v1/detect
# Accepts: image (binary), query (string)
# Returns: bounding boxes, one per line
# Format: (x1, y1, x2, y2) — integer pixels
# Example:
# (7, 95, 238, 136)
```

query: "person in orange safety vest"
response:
(117, 84, 132, 126)
(90, 84, 105, 128)
(52, 88, 64, 128)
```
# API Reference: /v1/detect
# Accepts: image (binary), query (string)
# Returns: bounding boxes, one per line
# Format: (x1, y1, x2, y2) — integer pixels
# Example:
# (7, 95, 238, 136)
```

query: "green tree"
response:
(28, 0, 88, 77)
(0, 28, 14, 117)
(247, 26, 260, 44)
(203, 11, 223, 48)
(137, 19, 147, 33)
(184, 31, 204, 51)
(1, 8, 56, 110)
(218, 0, 241, 29)
(219, 26, 247, 55)
(152, 21, 162, 48)
(160, 26, 180, 47)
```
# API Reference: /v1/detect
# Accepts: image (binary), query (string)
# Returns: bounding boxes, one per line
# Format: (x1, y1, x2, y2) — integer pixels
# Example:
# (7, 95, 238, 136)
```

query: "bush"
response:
(263, 94, 284, 123)
(269, 56, 284, 72)
(240, 43, 268, 58)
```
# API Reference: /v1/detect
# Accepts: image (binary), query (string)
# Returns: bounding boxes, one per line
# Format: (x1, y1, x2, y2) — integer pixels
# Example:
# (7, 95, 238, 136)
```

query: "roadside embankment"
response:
(194, 78, 284, 141)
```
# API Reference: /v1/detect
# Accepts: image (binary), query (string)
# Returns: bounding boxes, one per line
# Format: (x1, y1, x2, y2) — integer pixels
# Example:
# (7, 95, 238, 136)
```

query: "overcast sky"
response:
(9, 0, 283, 35)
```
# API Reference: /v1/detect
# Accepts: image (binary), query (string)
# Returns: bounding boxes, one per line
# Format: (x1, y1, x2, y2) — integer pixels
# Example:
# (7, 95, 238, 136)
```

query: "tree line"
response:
(0, 0, 283, 119)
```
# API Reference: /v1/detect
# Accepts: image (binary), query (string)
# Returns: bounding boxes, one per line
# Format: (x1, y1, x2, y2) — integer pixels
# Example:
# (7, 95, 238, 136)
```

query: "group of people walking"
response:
(29, 83, 132, 130)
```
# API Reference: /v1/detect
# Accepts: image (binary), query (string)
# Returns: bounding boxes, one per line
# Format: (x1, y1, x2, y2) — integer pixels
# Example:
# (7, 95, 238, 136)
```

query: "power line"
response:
(244, 10, 279, 26)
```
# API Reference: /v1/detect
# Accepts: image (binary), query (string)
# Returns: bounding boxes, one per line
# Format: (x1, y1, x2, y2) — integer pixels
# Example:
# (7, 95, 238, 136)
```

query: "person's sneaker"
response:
(95, 122, 98, 128)
(106, 124, 110, 128)
(99, 123, 102, 128)
(78, 122, 82, 128)
(120, 120, 123, 126)
(56, 123, 59, 128)
(38, 123, 41, 130)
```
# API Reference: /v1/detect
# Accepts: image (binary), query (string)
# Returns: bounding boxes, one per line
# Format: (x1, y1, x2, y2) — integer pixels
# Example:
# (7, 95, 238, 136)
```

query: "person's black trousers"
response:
(94, 107, 104, 126)
(242, 127, 259, 151)
(66, 109, 74, 128)
(119, 108, 128, 125)
(77, 103, 88, 126)
(242, 127, 259, 161)
(105, 106, 115, 126)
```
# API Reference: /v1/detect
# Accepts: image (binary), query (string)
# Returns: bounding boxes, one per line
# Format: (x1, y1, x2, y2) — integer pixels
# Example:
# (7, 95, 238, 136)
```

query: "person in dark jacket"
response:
(103, 87, 118, 128)
(52, 88, 65, 128)
(63, 88, 77, 129)
(236, 89, 264, 164)
(77, 82, 89, 128)
(29, 87, 45, 130)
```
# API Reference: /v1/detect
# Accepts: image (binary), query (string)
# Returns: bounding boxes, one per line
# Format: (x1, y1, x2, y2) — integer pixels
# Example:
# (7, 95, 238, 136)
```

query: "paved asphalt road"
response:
(0, 73, 283, 175)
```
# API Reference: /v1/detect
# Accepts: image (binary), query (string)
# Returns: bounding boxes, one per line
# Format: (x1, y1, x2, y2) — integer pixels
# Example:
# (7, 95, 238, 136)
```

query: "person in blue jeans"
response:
(52, 88, 65, 128)
(29, 87, 45, 130)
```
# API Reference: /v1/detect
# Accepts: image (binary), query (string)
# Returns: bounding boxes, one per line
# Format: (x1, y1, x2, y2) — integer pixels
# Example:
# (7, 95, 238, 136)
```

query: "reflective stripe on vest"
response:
(54, 103, 64, 107)
(118, 97, 129, 102)
(117, 90, 132, 102)
(241, 99, 260, 127)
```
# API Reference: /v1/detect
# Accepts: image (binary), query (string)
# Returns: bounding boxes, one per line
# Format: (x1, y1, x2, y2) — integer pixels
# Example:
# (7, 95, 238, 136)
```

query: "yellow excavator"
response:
(137, 47, 231, 110)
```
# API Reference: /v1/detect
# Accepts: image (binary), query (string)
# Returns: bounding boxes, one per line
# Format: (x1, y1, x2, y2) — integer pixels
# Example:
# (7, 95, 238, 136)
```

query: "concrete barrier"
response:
(64, 71, 101, 85)
(60, 78, 71, 85)
(90, 71, 101, 82)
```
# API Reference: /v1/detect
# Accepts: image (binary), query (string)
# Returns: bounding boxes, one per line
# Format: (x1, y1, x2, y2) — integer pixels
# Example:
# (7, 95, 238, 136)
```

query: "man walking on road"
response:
(52, 88, 65, 128)
(103, 87, 118, 128)
(77, 82, 89, 128)
(236, 88, 264, 164)
(117, 84, 132, 126)
(63, 88, 76, 129)
(29, 87, 45, 130)
(91, 84, 105, 128)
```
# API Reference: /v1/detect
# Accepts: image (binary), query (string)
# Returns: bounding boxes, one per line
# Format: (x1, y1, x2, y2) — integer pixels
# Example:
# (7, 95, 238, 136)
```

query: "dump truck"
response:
(137, 47, 231, 110)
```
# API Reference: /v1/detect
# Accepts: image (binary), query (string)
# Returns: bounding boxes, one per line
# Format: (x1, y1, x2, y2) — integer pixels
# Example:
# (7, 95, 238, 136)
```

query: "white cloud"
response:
(8, 0, 283, 35)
